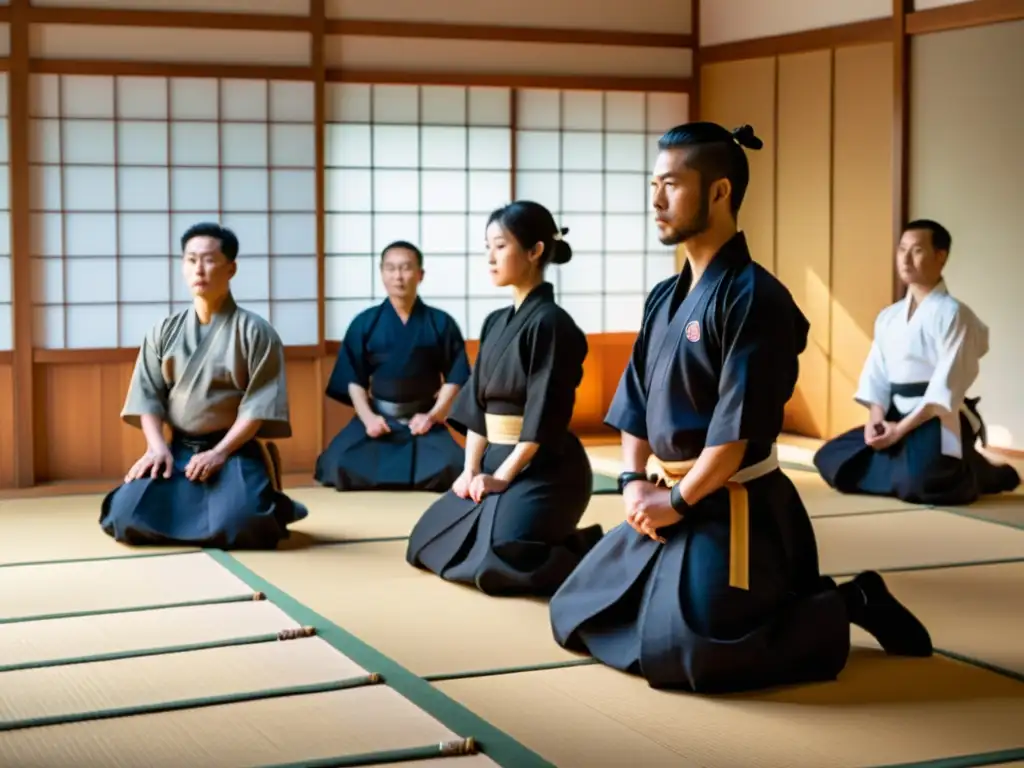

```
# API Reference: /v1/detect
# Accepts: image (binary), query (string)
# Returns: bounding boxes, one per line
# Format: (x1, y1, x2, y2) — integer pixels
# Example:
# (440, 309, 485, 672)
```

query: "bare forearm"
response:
(429, 383, 460, 422)
(493, 442, 539, 483)
(868, 404, 885, 423)
(676, 441, 748, 507)
(622, 432, 653, 474)
(897, 403, 938, 439)
(348, 383, 377, 423)
(464, 430, 488, 473)
(213, 418, 262, 457)
(141, 413, 168, 453)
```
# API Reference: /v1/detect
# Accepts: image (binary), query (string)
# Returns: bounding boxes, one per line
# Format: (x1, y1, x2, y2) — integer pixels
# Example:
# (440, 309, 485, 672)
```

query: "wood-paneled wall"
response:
(0, 361, 14, 489)
(0, 334, 635, 488)
(700, 42, 895, 439)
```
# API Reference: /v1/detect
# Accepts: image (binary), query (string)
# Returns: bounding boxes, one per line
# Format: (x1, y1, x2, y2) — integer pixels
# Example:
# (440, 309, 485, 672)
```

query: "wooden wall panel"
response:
(699, 57, 777, 273)
(33, 361, 142, 482)
(0, 363, 14, 489)
(830, 43, 894, 435)
(276, 359, 324, 477)
(701, 42, 894, 439)
(775, 50, 833, 437)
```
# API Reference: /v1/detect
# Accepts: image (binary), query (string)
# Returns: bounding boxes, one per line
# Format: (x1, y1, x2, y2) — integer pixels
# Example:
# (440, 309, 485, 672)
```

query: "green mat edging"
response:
(935, 647, 1024, 685)
(811, 506, 927, 520)
(204, 548, 555, 768)
(930, 504, 1024, 532)
(870, 747, 1024, 768)
(422, 657, 599, 682)
(0, 675, 377, 732)
(0, 627, 313, 674)
(254, 739, 479, 768)
(0, 549, 199, 570)
(827, 555, 1024, 580)
(0, 592, 263, 625)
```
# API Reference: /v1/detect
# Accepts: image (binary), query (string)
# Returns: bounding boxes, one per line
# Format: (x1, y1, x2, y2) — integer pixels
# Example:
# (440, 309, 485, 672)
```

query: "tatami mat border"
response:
(828, 555, 1024, 579)
(0, 549, 198, 569)
(0, 592, 265, 626)
(0, 676, 379, 733)
(872, 747, 1024, 768)
(205, 549, 555, 768)
(421, 658, 600, 682)
(932, 648, 1024, 686)
(932, 505, 1024, 531)
(0, 626, 316, 674)
(253, 740, 481, 768)
(5, 537, 1022, 581)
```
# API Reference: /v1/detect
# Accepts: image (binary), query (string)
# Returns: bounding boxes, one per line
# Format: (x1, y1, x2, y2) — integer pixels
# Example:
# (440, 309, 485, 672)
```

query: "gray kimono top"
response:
(121, 293, 292, 440)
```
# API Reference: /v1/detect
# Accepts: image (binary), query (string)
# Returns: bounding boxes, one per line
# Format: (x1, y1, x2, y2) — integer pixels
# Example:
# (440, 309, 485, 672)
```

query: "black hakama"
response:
(549, 233, 928, 694)
(813, 386, 1020, 505)
(315, 298, 470, 492)
(100, 431, 308, 550)
(405, 282, 603, 596)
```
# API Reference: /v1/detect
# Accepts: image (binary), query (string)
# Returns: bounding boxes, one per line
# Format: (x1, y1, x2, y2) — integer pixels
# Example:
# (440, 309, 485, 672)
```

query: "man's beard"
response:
(658, 191, 710, 246)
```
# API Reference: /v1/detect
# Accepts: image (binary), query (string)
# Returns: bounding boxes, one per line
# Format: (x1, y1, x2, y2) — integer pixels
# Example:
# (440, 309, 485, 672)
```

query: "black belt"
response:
(889, 381, 987, 445)
(890, 382, 928, 398)
(172, 430, 230, 453)
(372, 397, 435, 420)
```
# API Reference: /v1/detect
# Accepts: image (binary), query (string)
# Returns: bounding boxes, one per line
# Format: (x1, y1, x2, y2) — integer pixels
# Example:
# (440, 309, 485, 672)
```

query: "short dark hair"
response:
(180, 222, 239, 261)
(486, 200, 572, 268)
(380, 240, 424, 267)
(658, 122, 763, 216)
(903, 219, 952, 253)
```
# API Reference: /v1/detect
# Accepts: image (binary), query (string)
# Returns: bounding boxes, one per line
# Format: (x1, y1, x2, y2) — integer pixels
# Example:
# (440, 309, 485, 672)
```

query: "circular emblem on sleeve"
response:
(685, 320, 701, 342)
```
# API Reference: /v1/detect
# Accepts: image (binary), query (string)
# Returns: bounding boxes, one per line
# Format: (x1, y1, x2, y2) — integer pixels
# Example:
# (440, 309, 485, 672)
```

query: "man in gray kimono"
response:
(99, 222, 309, 549)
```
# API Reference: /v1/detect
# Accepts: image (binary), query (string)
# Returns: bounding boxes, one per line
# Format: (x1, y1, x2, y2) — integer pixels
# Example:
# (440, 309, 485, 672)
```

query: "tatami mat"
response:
(786, 469, 925, 515)
(850, 562, 1024, 679)
(3, 445, 1023, 767)
(0, 688, 497, 767)
(283, 488, 436, 546)
(232, 542, 581, 678)
(0, 497, 194, 565)
(435, 648, 1024, 768)
(0, 600, 301, 670)
(232, 509, 1024, 680)
(0, 636, 365, 724)
(0, 552, 254, 622)
(814, 508, 1024, 576)
(938, 496, 1024, 530)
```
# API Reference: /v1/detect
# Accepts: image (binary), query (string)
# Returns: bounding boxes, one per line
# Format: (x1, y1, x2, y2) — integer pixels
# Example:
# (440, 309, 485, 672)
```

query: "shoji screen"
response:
(28, 73, 318, 349)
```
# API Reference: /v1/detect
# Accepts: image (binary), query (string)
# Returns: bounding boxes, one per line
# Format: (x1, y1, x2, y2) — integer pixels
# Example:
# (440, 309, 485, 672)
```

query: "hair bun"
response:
(732, 124, 763, 150)
(551, 228, 572, 265)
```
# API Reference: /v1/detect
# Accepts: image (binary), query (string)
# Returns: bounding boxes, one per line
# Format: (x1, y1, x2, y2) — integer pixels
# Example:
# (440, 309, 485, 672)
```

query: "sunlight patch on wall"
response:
(702, 0, 890, 46)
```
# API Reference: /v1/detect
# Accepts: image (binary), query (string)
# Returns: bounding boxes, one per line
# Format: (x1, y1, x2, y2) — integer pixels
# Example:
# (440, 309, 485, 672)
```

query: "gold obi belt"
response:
(645, 447, 779, 591)
(484, 413, 524, 445)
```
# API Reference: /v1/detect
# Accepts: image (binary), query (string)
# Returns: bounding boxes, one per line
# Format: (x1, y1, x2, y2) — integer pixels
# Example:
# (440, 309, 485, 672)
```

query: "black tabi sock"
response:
(839, 571, 933, 657)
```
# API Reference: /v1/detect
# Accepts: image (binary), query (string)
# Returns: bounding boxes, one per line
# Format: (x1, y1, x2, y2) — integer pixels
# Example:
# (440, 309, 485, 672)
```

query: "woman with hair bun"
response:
(405, 200, 603, 596)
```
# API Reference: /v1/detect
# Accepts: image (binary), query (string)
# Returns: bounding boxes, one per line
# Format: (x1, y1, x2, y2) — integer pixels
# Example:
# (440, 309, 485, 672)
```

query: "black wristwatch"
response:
(617, 471, 648, 493)
(669, 483, 691, 515)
